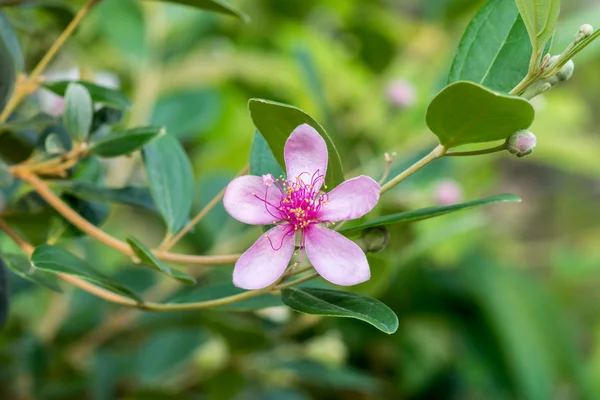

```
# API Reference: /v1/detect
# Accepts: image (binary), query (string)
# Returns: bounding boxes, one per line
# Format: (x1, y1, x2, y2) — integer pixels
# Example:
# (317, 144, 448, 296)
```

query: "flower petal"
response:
(304, 225, 370, 286)
(284, 124, 328, 190)
(318, 176, 380, 222)
(233, 226, 295, 290)
(223, 175, 283, 225)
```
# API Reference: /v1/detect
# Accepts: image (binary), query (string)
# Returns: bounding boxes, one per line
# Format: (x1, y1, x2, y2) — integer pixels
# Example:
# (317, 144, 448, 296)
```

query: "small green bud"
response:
(522, 81, 552, 100)
(575, 24, 594, 42)
(507, 130, 536, 158)
(356, 227, 390, 253)
(546, 56, 575, 85)
(557, 59, 575, 81)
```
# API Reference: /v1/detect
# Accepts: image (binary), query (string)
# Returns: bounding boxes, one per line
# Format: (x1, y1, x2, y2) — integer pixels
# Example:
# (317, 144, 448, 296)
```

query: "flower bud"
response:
(262, 174, 275, 187)
(556, 59, 575, 82)
(575, 24, 594, 42)
(386, 79, 416, 108)
(506, 130, 536, 157)
(546, 56, 575, 85)
(434, 179, 463, 206)
(356, 227, 390, 253)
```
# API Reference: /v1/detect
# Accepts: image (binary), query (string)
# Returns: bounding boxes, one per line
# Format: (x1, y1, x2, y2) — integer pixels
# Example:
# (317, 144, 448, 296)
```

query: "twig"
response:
(380, 145, 446, 195)
(17, 171, 241, 265)
(378, 152, 396, 186)
(0, 0, 98, 125)
(160, 165, 249, 251)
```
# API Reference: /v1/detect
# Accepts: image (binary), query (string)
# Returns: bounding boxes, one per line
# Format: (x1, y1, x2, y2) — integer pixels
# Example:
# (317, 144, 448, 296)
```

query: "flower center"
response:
(254, 171, 328, 232)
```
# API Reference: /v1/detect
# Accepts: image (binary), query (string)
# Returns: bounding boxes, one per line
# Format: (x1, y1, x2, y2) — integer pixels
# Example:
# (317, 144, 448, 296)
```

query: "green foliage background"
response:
(2, 0, 600, 398)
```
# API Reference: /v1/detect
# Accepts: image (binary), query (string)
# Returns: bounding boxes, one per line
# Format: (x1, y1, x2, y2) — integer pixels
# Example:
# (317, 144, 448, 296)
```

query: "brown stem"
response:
(17, 171, 241, 265)
(0, 0, 98, 125)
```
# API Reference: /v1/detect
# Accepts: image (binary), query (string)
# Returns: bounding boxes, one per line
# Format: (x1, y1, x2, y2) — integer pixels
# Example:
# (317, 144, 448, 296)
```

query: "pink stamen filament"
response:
(253, 170, 328, 251)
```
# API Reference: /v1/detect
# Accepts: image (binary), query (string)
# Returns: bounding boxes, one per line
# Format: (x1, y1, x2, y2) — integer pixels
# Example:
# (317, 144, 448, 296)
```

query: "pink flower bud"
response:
(434, 179, 463, 206)
(507, 130, 536, 157)
(262, 174, 275, 187)
(386, 79, 416, 108)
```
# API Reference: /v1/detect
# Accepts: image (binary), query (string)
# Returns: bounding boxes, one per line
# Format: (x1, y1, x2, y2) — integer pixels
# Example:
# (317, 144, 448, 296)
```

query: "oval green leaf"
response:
(126, 237, 196, 285)
(63, 82, 93, 142)
(281, 287, 399, 334)
(1, 253, 62, 293)
(0, 12, 18, 113)
(248, 99, 345, 189)
(342, 194, 521, 235)
(44, 80, 132, 110)
(249, 130, 284, 177)
(150, 90, 222, 140)
(31, 244, 141, 301)
(0, 11, 23, 70)
(137, 329, 208, 387)
(89, 126, 164, 158)
(426, 81, 535, 148)
(448, 0, 533, 93)
(515, 0, 560, 62)
(44, 133, 65, 155)
(143, 0, 249, 22)
(142, 133, 194, 236)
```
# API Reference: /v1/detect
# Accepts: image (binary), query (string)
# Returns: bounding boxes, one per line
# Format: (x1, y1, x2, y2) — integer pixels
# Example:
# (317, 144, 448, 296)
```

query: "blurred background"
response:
(1, 0, 600, 398)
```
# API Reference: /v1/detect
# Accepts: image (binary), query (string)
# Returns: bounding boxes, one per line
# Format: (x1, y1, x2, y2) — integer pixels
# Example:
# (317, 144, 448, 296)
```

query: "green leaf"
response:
(447, 0, 533, 93)
(515, 0, 560, 62)
(0, 258, 9, 329)
(426, 81, 535, 148)
(248, 99, 345, 189)
(150, 90, 222, 140)
(281, 287, 399, 334)
(0, 12, 18, 113)
(142, 133, 194, 236)
(277, 360, 379, 393)
(126, 237, 196, 284)
(44, 133, 65, 155)
(249, 130, 284, 177)
(0, 158, 12, 188)
(143, 0, 249, 22)
(89, 126, 164, 158)
(1, 253, 62, 293)
(52, 180, 157, 213)
(342, 194, 521, 235)
(44, 81, 132, 110)
(31, 244, 141, 301)
(93, 0, 146, 61)
(137, 328, 208, 387)
(63, 83, 93, 142)
(0, 11, 23, 70)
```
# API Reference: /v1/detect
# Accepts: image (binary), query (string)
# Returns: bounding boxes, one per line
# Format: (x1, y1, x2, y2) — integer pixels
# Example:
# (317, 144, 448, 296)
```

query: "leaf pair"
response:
(437, 0, 562, 149)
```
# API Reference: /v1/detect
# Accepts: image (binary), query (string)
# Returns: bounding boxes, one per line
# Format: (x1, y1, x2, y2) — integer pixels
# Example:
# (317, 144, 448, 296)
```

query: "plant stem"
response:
(378, 152, 396, 186)
(379, 144, 446, 195)
(18, 171, 240, 265)
(160, 165, 250, 251)
(0, 217, 283, 311)
(0, 0, 97, 125)
(275, 272, 319, 290)
(444, 143, 507, 157)
(0, 218, 34, 254)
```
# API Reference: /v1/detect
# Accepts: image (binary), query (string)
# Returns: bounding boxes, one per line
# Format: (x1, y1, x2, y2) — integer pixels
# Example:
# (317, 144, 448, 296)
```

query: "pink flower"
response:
(224, 124, 380, 290)
(433, 179, 463, 206)
(386, 79, 416, 108)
